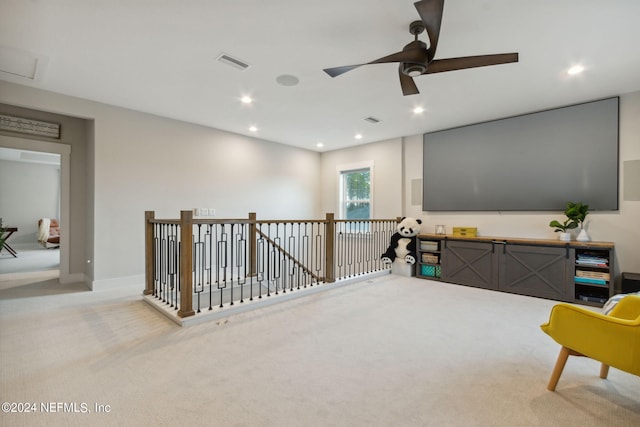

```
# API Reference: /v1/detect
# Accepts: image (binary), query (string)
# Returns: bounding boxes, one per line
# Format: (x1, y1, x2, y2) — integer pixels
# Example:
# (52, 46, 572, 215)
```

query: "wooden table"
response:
(1, 227, 18, 257)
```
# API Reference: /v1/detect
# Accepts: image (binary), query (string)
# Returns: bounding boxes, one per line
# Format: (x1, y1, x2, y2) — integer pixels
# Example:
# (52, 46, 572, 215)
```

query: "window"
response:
(338, 162, 373, 221)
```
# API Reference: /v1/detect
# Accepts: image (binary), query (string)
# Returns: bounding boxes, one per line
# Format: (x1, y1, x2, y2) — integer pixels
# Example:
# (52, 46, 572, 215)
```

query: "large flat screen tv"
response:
(422, 97, 619, 211)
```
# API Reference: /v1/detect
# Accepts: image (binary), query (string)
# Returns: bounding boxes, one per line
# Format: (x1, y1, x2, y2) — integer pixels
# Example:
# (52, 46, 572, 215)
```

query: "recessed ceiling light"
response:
(241, 96, 253, 104)
(316, 142, 324, 148)
(355, 134, 363, 140)
(249, 126, 258, 132)
(413, 106, 425, 114)
(567, 65, 584, 76)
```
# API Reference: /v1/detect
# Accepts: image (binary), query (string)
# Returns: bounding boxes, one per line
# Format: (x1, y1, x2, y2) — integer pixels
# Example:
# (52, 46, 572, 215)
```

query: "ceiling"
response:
(1, 0, 640, 152)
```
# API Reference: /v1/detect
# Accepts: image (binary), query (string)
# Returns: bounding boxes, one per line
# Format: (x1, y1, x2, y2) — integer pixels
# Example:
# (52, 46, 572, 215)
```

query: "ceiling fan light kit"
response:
(323, 0, 519, 96)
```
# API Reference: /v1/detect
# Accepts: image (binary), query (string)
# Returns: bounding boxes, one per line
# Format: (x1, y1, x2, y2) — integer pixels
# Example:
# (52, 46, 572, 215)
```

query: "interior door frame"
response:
(0, 135, 72, 283)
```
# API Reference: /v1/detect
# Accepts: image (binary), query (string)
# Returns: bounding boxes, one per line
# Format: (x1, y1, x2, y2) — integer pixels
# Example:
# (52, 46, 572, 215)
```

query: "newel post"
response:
(178, 210, 195, 318)
(249, 212, 257, 277)
(325, 213, 335, 283)
(144, 211, 155, 296)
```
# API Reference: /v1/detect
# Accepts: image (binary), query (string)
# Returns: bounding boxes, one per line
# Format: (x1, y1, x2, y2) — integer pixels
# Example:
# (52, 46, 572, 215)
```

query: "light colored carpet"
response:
(0, 243, 60, 275)
(1, 273, 639, 427)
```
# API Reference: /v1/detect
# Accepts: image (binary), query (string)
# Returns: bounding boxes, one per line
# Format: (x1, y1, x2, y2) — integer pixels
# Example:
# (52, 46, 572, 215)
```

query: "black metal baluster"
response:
(257, 225, 265, 298)
(207, 224, 213, 311)
(314, 223, 323, 284)
(296, 223, 302, 289)
(288, 223, 296, 292)
(169, 224, 178, 310)
(236, 224, 247, 303)
(153, 223, 160, 297)
(229, 223, 235, 306)
(218, 225, 228, 308)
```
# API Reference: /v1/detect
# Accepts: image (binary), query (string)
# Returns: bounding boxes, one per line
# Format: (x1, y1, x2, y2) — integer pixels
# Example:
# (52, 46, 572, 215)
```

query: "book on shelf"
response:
(576, 270, 610, 280)
(420, 241, 439, 251)
(421, 254, 439, 264)
(576, 254, 608, 267)
(574, 276, 608, 286)
(577, 294, 607, 304)
(576, 259, 608, 267)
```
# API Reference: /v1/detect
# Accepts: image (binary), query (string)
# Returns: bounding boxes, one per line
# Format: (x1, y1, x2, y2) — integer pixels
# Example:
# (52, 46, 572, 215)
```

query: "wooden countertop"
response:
(418, 233, 614, 249)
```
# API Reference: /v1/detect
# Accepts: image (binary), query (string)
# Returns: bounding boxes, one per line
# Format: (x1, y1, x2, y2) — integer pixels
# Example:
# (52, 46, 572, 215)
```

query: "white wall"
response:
(319, 137, 403, 219)
(91, 106, 321, 287)
(0, 81, 321, 289)
(0, 159, 59, 244)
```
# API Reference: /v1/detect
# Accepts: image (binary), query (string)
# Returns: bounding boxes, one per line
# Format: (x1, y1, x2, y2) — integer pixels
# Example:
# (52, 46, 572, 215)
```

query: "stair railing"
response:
(145, 210, 397, 318)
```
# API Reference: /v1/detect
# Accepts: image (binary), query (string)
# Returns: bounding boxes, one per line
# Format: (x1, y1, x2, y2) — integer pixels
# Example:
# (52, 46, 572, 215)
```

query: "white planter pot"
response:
(558, 232, 571, 241)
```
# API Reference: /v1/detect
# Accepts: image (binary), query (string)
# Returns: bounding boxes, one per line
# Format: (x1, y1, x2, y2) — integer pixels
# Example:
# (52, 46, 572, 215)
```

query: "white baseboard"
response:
(90, 274, 144, 291)
(59, 272, 87, 285)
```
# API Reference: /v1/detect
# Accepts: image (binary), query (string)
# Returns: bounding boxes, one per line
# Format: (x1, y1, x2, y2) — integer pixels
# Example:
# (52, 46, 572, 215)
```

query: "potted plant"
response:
(566, 201, 590, 241)
(549, 201, 588, 241)
(549, 217, 578, 241)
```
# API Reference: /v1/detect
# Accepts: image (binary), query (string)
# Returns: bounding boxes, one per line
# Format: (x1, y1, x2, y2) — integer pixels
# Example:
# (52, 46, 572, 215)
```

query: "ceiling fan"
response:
(323, 0, 518, 96)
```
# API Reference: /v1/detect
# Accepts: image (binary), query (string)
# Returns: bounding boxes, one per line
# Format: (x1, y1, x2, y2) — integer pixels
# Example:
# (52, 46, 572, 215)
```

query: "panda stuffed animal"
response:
(381, 217, 422, 265)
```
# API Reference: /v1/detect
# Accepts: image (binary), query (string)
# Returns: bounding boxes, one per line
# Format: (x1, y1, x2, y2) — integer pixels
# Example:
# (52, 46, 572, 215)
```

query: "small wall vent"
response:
(216, 53, 250, 71)
(363, 116, 381, 124)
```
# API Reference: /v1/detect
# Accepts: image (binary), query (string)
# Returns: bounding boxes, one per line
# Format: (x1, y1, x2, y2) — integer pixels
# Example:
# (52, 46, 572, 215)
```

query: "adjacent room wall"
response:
(0, 158, 59, 244)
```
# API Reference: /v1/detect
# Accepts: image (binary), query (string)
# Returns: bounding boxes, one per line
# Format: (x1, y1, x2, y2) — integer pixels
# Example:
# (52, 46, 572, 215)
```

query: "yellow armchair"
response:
(540, 294, 640, 391)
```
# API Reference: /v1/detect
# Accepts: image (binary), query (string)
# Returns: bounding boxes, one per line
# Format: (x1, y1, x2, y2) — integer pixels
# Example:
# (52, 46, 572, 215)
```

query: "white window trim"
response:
(336, 160, 374, 220)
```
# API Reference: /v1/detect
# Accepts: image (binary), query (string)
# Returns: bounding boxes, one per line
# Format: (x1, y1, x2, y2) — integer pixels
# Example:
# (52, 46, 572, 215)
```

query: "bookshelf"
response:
(574, 247, 613, 306)
(417, 238, 441, 280)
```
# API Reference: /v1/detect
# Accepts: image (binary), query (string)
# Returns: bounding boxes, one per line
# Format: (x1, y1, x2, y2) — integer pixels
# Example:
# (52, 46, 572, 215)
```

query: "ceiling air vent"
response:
(216, 53, 250, 71)
(363, 116, 381, 124)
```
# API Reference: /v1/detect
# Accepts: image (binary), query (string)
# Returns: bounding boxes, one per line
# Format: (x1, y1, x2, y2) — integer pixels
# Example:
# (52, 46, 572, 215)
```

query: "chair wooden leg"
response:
(547, 346, 571, 391)
(600, 363, 610, 379)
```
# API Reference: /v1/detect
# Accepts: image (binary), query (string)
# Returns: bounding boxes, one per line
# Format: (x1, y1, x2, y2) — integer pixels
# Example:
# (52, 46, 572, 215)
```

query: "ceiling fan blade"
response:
(324, 49, 427, 78)
(323, 64, 366, 77)
(399, 66, 420, 96)
(426, 53, 518, 74)
(414, 0, 445, 59)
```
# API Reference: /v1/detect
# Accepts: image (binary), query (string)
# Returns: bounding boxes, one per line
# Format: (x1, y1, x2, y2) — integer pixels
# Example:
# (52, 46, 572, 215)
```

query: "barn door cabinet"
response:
(418, 234, 614, 307)
(439, 239, 499, 290)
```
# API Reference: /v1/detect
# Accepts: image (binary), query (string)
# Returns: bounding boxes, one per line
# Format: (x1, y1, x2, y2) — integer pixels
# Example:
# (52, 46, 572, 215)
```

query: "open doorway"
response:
(0, 136, 71, 286)
(0, 146, 61, 275)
